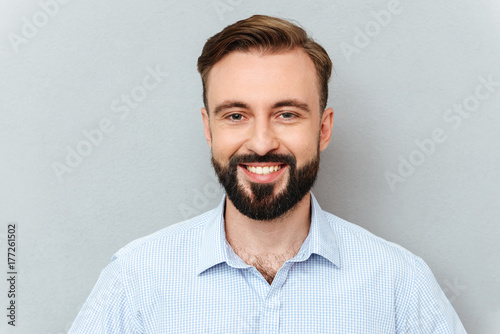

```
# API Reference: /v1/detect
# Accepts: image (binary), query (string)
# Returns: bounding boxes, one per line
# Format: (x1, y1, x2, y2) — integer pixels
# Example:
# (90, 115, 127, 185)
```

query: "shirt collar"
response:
(196, 192, 340, 275)
(290, 193, 340, 266)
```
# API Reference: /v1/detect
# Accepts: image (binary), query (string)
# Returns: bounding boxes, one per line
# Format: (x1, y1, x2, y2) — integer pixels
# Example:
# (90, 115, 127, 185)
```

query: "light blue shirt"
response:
(69, 193, 466, 333)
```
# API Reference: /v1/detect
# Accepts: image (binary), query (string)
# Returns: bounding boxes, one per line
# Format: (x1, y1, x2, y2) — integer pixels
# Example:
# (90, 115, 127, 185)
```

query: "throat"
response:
(253, 258, 282, 285)
(238, 251, 291, 285)
(258, 268, 277, 285)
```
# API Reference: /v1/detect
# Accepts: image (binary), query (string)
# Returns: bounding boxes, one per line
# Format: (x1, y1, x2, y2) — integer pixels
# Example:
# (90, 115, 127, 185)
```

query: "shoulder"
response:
(320, 212, 466, 332)
(110, 208, 216, 262)
(322, 210, 420, 270)
(321, 210, 429, 314)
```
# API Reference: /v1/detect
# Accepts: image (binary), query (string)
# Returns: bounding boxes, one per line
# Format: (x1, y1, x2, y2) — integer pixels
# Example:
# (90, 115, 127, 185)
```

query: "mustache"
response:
(228, 153, 296, 168)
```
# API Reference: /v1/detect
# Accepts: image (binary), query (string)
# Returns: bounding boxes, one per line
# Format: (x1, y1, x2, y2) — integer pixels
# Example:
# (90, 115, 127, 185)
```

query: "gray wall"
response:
(1, 0, 499, 333)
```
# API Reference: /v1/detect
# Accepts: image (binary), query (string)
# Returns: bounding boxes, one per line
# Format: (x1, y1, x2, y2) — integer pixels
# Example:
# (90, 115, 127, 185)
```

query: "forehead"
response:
(206, 49, 320, 111)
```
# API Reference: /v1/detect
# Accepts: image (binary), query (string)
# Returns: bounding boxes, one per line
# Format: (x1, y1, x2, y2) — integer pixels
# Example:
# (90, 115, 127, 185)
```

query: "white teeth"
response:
(245, 165, 282, 175)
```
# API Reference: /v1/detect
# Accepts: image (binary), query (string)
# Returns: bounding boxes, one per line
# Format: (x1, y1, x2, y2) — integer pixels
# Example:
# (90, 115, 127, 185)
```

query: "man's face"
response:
(202, 49, 333, 220)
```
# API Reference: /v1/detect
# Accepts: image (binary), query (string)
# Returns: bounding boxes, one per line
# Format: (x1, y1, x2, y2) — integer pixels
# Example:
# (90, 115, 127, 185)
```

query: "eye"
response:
(279, 112, 296, 119)
(229, 113, 243, 121)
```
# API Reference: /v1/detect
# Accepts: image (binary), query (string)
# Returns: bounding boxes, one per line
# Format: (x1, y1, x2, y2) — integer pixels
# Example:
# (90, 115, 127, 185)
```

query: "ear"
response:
(319, 108, 334, 152)
(201, 108, 212, 148)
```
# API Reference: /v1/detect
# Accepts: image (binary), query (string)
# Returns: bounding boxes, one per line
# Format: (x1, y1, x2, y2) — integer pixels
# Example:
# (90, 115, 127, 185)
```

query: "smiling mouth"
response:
(242, 164, 284, 175)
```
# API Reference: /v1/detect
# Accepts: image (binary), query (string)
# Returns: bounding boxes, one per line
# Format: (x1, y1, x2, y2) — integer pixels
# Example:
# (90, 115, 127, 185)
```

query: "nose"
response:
(245, 117, 279, 156)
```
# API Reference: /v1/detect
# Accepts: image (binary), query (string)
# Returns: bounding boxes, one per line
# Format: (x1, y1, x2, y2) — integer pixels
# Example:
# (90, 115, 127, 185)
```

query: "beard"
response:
(211, 149, 320, 221)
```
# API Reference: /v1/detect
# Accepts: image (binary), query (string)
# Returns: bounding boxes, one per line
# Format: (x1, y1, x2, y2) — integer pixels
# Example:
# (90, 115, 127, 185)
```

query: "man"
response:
(69, 15, 467, 333)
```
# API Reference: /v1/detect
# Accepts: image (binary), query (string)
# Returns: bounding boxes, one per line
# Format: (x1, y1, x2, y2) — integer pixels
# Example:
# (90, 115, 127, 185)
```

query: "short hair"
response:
(197, 15, 332, 114)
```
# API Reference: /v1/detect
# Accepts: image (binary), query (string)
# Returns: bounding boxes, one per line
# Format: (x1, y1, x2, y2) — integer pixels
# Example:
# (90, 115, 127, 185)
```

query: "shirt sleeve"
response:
(404, 256, 467, 333)
(68, 258, 141, 333)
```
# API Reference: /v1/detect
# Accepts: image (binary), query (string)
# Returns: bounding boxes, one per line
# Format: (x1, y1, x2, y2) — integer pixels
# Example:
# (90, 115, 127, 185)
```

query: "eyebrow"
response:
(212, 99, 311, 116)
(272, 99, 311, 113)
(213, 101, 250, 116)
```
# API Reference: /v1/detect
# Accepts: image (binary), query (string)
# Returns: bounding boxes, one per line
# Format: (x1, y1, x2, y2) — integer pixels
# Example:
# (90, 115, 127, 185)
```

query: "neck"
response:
(224, 192, 312, 259)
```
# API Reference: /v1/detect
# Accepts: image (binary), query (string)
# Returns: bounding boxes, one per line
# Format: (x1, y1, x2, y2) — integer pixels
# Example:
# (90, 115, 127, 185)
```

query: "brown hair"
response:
(197, 15, 332, 113)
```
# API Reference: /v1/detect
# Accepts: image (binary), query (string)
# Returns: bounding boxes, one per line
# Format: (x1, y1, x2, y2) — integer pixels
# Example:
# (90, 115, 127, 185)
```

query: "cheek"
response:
(278, 128, 319, 160)
(211, 128, 247, 160)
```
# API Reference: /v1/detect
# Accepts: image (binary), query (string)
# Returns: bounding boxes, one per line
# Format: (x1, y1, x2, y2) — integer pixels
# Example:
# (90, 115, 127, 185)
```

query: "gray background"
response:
(1, 0, 499, 333)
